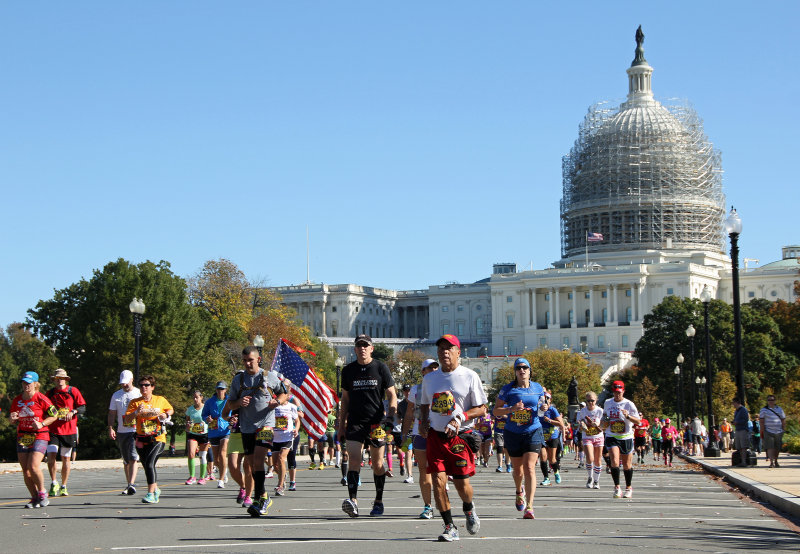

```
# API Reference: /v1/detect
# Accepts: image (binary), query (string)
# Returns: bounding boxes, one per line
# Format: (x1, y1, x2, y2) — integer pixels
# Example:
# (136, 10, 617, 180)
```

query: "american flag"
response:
(269, 339, 337, 440)
(587, 232, 604, 242)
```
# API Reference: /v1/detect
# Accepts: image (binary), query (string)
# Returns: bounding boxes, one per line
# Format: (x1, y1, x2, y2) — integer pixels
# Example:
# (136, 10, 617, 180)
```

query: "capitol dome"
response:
(560, 27, 726, 260)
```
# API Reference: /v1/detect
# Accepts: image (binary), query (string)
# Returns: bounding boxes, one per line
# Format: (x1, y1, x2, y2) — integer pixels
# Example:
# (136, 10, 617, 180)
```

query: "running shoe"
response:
(185, 477, 197, 485)
(464, 508, 480, 535)
(37, 492, 49, 507)
(49, 482, 60, 497)
(247, 495, 272, 517)
(668, 462, 673, 467)
(288, 482, 297, 491)
(419, 505, 433, 519)
(60, 485, 69, 496)
(197, 478, 207, 485)
(340, 477, 348, 486)
(506, 464, 512, 473)
(24, 497, 37, 509)
(540, 477, 551, 486)
(404, 476, 414, 484)
(775, 461, 781, 468)
(515, 490, 525, 511)
(438, 523, 459, 542)
(154, 487, 161, 503)
(586, 477, 593, 489)
(206, 473, 215, 480)
(242, 495, 253, 508)
(623, 487, 633, 499)
(496, 466, 503, 473)
(217, 480, 225, 489)
(592, 481, 600, 489)
(318, 462, 325, 470)
(613, 486, 622, 498)
(141, 493, 156, 504)
(127, 485, 137, 496)
(274, 486, 285, 496)
(554, 471, 562, 484)
(370, 501, 384, 516)
(266, 471, 274, 478)
(309, 463, 317, 470)
(342, 498, 359, 518)
(523, 509, 535, 520)
(400, 466, 405, 476)
(236, 488, 246, 504)
(385, 470, 394, 478)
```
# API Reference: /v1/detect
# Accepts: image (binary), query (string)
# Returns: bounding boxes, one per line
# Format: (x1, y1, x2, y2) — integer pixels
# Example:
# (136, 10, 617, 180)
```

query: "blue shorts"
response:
(503, 427, 544, 458)
(413, 435, 427, 450)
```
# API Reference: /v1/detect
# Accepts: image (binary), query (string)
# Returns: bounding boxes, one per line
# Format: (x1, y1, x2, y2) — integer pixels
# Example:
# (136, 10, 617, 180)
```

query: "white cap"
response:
(422, 359, 439, 370)
(119, 370, 134, 384)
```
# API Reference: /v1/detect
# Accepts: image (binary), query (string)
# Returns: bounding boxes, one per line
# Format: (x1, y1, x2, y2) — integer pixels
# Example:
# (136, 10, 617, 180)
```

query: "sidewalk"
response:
(680, 450, 800, 519)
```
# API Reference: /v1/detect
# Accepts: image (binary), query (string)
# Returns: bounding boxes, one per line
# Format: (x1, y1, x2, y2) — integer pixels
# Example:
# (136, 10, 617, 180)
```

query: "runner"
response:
(494, 357, 545, 519)
(271, 393, 300, 496)
(420, 334, 488, 541)
(203, 381, 231, 489)
(661, 418, 678, 466)
(493, 411, 510, 472)
(124, 374, 174, 504)
(223, 406, 252, 505)
(108, 370, 141, 495)
(650, 418, 662, 461)
(338, 334, 397, 518)
(400, 358, 439, 519)
(184, 390, 210, 485)
(285, 395, 304, 491)
(476, 413, 493, 468)
(577, 391, 604, 489)
(45, 368, 86, 497)
(600, 380, 640, 498)
(634, 412, 650, 464)
(11, 371, 58, 508)
(538, 390, 565, 486)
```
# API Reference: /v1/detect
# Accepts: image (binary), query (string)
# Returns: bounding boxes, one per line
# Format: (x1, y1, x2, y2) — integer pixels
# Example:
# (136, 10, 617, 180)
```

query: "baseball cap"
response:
(216, 381, 228, 389)
(21, 371, 39, 383)
(422, 359, 439, 370)
(402, 384, 411, 391)
(514, 357, 530, 368)
(665, 418, 671, 424)
(119, 370, 134, 384)
(436, 334, 461, 349)
(611, 380, 625, 391)
(52, 368, 71, 380)
(355, 334, 372, 346)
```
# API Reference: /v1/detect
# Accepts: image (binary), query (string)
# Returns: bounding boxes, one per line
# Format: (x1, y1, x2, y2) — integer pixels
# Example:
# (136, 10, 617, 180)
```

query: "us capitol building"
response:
(272, 28, 798, 383)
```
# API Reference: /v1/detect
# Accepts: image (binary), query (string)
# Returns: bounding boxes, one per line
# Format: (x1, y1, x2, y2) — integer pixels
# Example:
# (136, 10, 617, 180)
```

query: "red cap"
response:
(612, 380, 625, 391)
(436, 334, 461, 349)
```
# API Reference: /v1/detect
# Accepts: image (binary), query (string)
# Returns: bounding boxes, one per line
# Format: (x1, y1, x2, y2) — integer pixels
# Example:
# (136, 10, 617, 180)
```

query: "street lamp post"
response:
(695, 376, 707, 418)
(253, 335, 265, 358)
(129, 297, 146, 383)
(483, 356, 489, 385)
(674, 365, 681, 424)
(334, 357, 344, 421)
(724, 207, 745, 404)
(686, 324, 696, 418)
(676, 353, 684, 424)
(700, 285, 715, 433)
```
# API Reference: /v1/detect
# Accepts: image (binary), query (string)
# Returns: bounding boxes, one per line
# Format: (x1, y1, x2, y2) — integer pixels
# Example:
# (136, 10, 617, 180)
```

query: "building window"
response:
(598, 335, 605, 349)
(507, 315, 514, 328)
(580, 336, 588, 351)
(476, 318, 484, 334)
(625, 289, 632, 297)
(585, 291, 590, 299)
(506, 339, 514, 352)
(355, 306, 359, 312)
(331, 321, 338, 337)
(457, 305, 464, 312)
(602, 291, 607, 298)
(362, 325, 366, 334)
(457, 322, 465, 336)
(621, 335, 629, 348)
(602, 308, 608, 323)
(563, 337, 570, 348)
(568, 309, 574, 324)
(585, 309, 590, 324)
(442, 305, 449, 312)
(770, 290, 778, 297)
(442, 322, 450, 334)
(507, 296, 513, 303)
(747, 291, 755, 298)
(539, 337, 547, 347)
(626, 307, 632, 322)
(666, 288, 674, 295)
(545, 293, 550, 301)
(332, 306, 337, 313)
(545, 311, 550, 325)
(568, 292, 573, 300)
(476, 305, 482, 311)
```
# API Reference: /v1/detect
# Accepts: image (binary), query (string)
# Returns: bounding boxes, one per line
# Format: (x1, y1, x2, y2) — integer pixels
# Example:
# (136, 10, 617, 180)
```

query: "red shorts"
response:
(426, 430, 476, 478)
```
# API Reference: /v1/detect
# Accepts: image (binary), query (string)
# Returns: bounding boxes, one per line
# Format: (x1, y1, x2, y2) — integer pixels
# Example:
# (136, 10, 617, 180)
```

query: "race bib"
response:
(207, 418, 218, 430)
(275, 416, 289, 431)
(140, 419, 161, 436)
(431, 391, 455, 415)
(496, 420, 506, 430)
(256, 427, 274, 443)
(57, 407, 70, 419)
(18, 433, 36, 448)
(510, 409, 533, 425)
(610, 421, 626, 434)
(586, 424, 601, 436)
(191, 422, 206, 434)
(543, 429, 553, 441)
(369, 424, 386, 441)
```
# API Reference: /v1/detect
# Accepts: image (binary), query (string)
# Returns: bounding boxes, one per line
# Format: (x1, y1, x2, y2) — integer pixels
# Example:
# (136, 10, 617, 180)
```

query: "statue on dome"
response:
(635, 25, 644, 48)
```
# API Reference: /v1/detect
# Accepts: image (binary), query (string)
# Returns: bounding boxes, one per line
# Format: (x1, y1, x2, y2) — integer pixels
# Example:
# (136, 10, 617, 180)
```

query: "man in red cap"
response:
(419, 334, 488, 542)
(600, 380, 640, 499)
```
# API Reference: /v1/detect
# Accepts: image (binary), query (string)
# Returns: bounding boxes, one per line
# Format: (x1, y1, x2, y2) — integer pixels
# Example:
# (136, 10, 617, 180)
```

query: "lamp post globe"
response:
(253, 334, 265, 357)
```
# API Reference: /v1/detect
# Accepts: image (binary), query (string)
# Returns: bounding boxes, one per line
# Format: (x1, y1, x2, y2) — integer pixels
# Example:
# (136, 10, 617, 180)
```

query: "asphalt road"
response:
(1, 457, 798, 553)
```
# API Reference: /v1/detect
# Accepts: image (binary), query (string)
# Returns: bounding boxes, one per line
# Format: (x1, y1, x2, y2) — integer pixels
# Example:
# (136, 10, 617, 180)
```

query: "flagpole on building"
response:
(585, 231, 589, 269)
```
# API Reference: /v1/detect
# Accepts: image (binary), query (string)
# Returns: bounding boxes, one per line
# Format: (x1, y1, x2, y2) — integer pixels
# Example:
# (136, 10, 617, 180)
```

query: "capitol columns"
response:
(588, 287, 595, 327)
(571, 287, 578, 328)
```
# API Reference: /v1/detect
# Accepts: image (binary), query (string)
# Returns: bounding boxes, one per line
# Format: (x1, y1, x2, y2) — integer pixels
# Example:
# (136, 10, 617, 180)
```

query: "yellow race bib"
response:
(543, 429, 553, 441)
(190, 422, 206, 434)
(140, 419, 161, 436)
(510, 409, 533, 425)
(369, 424, 386, 441)
(256, 427, 274, 443)
(18, 433, 36, 448)
(610, 421, 626, 434)
(275, 416, 289, 431)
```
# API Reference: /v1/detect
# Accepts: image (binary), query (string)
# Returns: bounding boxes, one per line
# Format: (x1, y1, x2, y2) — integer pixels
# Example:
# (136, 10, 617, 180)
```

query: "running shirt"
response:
(493, 414, 508, 436)
(46, 385, 86, 436)
(634, 418, 650, 438)
(650, 423, 662, 441)
(420, 365, 487, 433)
(272, 402, 299, 443)
(540, 406, 561, 441)
(602, 397, 638, 440)
(341, 359, 395, 427)
(109, 386, 141, 433)
(12, 392, 56, 441)
(126, 396, 173, 442)
(497, 380, 545, 434)
(186, 405, 208, 435)
(228, 369, 286, 433)
(201, 395, 230, 438)
(476, 414, 493, 438)
(408, 384, 424, 436)
(661, 425, 678, 441)
(576, 405, 603, 436)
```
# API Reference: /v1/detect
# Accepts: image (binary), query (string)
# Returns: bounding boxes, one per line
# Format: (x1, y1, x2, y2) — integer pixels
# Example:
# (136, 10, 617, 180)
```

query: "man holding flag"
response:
(338, 334, 397, 517)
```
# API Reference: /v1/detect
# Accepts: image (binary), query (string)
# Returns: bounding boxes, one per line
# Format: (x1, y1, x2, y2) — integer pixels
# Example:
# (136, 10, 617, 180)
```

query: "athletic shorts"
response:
(412, 435, 427, 451)
(634, 436, 647, 448)
(391, 432, 403, 446)
(209, 435, 230, 447)
(652, 439, 662, 453)
(691, 435, 702, 445)
(346, 423, 387, 449)
(543, 437, 560, 450)
(582, 433, 604, 448)
(733, 430, 750, 451)
(479, 434, 492, 444)
(227, 432, 243, 454)
(605, 436, 634, 455)
(273, 440, 293, 451)
(493, 433, 505, 448)
(426, 430, 475, 477)
(503, 427, 544, 458)
(115, 432, 139, 463)
(317, 432, 335, 444)
(48, 433, 77, 449)
(187, 432, 209, 445)
(241, 431, 273, 456)
(17, 436, 48, 455)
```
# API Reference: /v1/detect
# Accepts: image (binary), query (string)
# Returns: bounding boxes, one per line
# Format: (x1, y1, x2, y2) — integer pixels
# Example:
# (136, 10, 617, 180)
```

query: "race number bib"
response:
(275, 416, 289, 431)
(140, 419, 161, 436)
(123, 413, 136, 428)
(191, 422, 206, 434)
(18, 433, 36, 448)
(256, 427, 274, 443)
(496, 420, 506, 430)
(510, 409, 533, 425)
(369, 424, 386, 441)
(610, 421, 626, 434)
(431, 391, 456, 415)
(207, 418, 218, 430)
(586, 424, 601, 436)
(57, 407, 71, 419)
(543, 429, 553, 441)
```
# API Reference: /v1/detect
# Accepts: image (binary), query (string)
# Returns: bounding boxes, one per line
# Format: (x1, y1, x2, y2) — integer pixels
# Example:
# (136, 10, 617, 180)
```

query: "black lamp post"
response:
(129, 297, 146, 383)
(695, 376, 707, 418)
(724, 207, 745, 404)
(700, 285, 715, 433)
(674, 365, 681, 424)
(686, 324, 696, 418)
(334, 356, 344, 420)
(676, 353, 684, 424)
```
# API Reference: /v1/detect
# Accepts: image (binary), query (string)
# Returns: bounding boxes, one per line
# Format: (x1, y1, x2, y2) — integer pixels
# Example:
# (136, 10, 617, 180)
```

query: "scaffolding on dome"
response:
(560, 97, 725, 260)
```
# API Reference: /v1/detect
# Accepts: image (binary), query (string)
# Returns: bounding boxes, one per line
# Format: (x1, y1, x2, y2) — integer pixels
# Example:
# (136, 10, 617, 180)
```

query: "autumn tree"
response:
(711, 370, 737, 424)
(629, 376, 663, 420)
(395, 349, 428, 388)
(188, 258, 251, 344)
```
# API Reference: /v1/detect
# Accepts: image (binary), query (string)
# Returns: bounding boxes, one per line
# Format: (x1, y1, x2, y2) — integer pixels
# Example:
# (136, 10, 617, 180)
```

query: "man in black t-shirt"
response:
(338, 334, 397, 518)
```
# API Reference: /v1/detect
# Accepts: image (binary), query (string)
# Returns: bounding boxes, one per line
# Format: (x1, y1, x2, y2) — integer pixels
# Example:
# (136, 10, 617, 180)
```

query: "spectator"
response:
(731, 398, 750, 467)
(759, 395, 786, 468)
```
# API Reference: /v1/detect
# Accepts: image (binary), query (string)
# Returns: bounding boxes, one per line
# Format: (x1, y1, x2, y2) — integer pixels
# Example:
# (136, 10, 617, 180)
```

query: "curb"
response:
(680, 453, 800, 519)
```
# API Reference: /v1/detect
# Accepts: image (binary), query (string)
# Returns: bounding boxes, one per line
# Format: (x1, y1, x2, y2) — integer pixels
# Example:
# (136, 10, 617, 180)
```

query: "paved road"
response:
(1, 457, 798, 552)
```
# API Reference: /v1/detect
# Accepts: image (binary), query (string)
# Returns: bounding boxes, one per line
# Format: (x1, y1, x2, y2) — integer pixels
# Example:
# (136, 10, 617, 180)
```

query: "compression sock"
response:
(341, 460, 348, 477)
(540, 460, 549, 478)
(309, 448, 316, 464)
(253, 470, 265, 499)
(441, 509, 454, 526)
(347, 471, 359, 499)
(624, 468, 633, 488)
(386, 450, 393, 471)
(374, 473, 386, 502)
(199, 451, 208, 479)
(462, 501, 474, 513)
(593, 464, 602, 482)
(188, 457, 196, 478)
(335, 450, 342, 466)
(587, 463, 594, 479)
(552, 461, 560, 473)
(610, 466, 620, 486)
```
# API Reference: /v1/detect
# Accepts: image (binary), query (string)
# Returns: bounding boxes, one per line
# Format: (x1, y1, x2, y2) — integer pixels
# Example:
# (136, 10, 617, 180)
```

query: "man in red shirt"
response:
(46, 369, 86, 497)
(634, 413, 650, 465)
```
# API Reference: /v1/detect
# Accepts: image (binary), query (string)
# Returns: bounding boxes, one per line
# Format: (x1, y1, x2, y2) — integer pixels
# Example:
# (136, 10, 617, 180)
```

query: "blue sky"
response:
(2, 2, 798, 329)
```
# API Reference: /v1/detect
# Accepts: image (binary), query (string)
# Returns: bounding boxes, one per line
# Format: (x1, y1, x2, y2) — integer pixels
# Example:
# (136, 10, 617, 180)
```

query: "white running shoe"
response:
(623, 487, 633, 499)
(217, 480, 225, 489)
(404, 476, 414, 484)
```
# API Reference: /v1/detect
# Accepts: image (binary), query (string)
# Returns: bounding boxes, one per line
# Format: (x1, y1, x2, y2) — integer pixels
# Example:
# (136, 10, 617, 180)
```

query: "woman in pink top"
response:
(660, 418, 678, 467)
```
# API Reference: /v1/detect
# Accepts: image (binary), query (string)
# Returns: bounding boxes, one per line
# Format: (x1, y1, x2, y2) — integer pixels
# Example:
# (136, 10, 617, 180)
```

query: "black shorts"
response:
(317, 432, 336, 444)
(48, 434, 77, 449)
(391, 432, 403, 446)
(346, 424, 387, 449)
(241, 432, 273, 456)
(634, 436, 647, 448)
(652, 439, 662, 453)
(273, 440, 293, 450)
(692, 435, 702, 444)
(209, 435, 229, 447)
(605, 436, 634, 455)
(187, 432, 209, 445)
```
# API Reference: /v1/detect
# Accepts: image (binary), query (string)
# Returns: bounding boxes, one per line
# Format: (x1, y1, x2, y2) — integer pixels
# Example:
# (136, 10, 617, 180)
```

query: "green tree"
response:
(396, 349, 428, 388)
(711, 370, 737, 423)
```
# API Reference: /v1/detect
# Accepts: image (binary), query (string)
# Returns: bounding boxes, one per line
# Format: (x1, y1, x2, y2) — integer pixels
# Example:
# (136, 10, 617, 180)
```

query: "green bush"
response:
(783, 434, 800, 454)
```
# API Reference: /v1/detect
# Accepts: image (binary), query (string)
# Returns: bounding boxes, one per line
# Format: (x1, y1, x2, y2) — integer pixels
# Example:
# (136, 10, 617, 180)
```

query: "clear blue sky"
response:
(2, 2, 798, 330)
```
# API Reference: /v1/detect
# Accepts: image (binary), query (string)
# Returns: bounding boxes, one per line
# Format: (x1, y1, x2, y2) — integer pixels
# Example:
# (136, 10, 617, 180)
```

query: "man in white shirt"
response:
(108, 370, 141, 495)
(759, 395, 786, 468)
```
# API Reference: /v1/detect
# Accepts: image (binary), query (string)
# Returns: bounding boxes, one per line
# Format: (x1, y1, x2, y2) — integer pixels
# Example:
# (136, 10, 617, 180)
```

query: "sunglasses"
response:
(355, 343, 370, 348)
(139, 383, 153, 387)
(586, 399, 596, 403)
(515, 366, 530, 370)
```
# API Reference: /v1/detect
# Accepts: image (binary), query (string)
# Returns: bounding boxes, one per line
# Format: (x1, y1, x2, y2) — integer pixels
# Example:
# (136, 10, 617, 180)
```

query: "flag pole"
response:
(585, 231, 589, 269)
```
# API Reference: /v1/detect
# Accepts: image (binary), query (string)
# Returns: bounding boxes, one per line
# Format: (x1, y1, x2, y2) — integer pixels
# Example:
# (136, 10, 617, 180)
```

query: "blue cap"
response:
(21, 371, 39, 383)
(514, 358, 530, 368)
